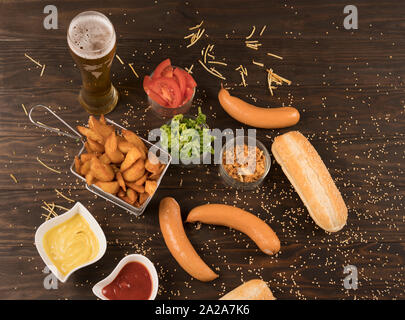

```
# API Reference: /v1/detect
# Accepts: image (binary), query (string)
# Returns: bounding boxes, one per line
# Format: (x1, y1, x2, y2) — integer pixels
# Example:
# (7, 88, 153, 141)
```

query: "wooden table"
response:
(0, 0, 404, 300)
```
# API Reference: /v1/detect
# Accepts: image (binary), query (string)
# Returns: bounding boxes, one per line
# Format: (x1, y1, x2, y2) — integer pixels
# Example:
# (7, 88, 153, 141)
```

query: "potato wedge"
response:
(116, 171, 126, 191)
(120, 195, 135, 205)
(80, 153, 97, 163)
(138, 192, 149, 205)
(148, 173, 159, 180)
(84, 142, 92, 153)
(87, 138, 105, 153)
(95, 181, 120, 194)
(88, 115, 113, 140)
(126, 182, 145, 193)
(107, 149, 125, 164)
(85, 172, 95, 185)
(74, 156, 81, 173)
(118, 140, 135, 154)
(90, 157, 114, 182)
(120, 147, 142, 172)
(80, 160, 91, 176)
(126, 188, 138, 203)
(145, 158, 161, 173)
(134, 173, 147, 186)
(77, 126, 103, 144)
(122, 129, 148, 154)
(105, 132, 125, 163)
(122, 159, 145, 182)
(145, 180, 157, 195)
(105, 131, 118, 151)
(99, 153, 111, 165)
(148, 164, 166, 180)
(148, 169, 163, 180)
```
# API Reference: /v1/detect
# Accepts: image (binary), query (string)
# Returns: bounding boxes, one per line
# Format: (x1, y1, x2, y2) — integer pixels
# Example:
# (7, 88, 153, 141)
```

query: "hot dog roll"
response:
(218, 87, 300, 129)
(186, 204, 280, 255)
(220, 279, 276, 300)
(159, 197, 218, 282)
(271, 131, 348, 232)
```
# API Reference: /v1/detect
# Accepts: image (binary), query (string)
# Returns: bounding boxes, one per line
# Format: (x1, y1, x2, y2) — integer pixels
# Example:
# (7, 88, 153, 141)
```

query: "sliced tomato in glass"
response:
(173, 68, 187, 97)
(144, 75, 168, 105)
(177, 68, 197, 88)
(183, 87, 194, 105)
(185, 73, 197, 88)
(161, 65, 174, 78)
(146, 88, 169, 107)
(152, 58, 171, 79)
(150, 77, 182, 108)
(143, 75, 153, 91)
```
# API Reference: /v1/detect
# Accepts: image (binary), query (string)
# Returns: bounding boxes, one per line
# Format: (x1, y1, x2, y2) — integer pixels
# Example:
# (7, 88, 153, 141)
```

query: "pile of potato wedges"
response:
(74, 115, 165, 207)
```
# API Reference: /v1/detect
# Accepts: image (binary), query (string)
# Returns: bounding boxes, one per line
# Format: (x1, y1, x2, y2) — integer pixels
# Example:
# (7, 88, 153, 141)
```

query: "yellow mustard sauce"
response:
(43, 214, 99, 276)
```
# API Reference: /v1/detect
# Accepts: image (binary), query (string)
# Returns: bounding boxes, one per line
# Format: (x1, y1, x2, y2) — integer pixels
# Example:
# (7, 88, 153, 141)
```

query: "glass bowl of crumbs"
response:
(219, 136, 271, 190)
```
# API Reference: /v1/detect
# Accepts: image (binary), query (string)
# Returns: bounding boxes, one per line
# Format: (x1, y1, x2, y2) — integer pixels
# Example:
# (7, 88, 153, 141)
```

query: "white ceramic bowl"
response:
(35, 202, 107, 283)
(92, 254, 159, 300)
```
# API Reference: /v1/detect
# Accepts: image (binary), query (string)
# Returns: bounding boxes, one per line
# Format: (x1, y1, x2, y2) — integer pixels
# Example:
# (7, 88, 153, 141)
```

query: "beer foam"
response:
(68, 12, 116, 60)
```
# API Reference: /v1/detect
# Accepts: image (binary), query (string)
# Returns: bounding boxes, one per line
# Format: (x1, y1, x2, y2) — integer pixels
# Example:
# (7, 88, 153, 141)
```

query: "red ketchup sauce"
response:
(102, 261, 152, 300)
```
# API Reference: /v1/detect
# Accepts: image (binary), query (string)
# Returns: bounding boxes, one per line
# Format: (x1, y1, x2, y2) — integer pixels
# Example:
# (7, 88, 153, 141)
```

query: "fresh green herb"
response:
(160, 107, 214, 160)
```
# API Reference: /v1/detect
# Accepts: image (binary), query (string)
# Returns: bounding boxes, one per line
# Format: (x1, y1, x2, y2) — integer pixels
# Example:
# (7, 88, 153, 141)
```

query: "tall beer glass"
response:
(67, 11, 118, 115)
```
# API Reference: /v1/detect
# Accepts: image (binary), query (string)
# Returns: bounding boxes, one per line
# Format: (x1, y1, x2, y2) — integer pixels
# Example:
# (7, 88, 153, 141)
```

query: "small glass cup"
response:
(219, 136, 271, 190)
(147, 67, 195, 119)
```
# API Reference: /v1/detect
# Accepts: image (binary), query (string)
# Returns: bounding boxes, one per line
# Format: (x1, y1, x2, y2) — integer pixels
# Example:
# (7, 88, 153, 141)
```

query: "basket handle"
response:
(28, 105, 82, 141)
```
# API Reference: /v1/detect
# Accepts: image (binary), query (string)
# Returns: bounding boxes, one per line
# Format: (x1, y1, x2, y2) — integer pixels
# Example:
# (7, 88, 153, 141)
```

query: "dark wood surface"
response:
(0, 0, 404, 300)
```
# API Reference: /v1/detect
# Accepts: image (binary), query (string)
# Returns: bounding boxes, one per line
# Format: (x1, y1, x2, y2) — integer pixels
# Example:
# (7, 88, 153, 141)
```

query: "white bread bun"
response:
(271, 131, 347, 232)
(220, 279, 276, 300)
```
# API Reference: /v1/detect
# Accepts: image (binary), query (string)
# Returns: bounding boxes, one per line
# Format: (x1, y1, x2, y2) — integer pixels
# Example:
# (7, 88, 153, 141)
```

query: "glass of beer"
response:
(67, 11, 119, 115)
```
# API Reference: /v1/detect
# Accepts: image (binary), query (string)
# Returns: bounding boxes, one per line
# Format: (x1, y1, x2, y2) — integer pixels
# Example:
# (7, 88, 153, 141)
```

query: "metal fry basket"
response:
(29, 104, 171, 216)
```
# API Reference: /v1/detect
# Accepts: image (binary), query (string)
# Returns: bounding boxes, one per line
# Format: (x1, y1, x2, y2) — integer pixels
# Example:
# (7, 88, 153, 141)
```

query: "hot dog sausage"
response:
(218, 87, 300, 129)
(186, 204, 280, 255)
(159, 197, 219, 282)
